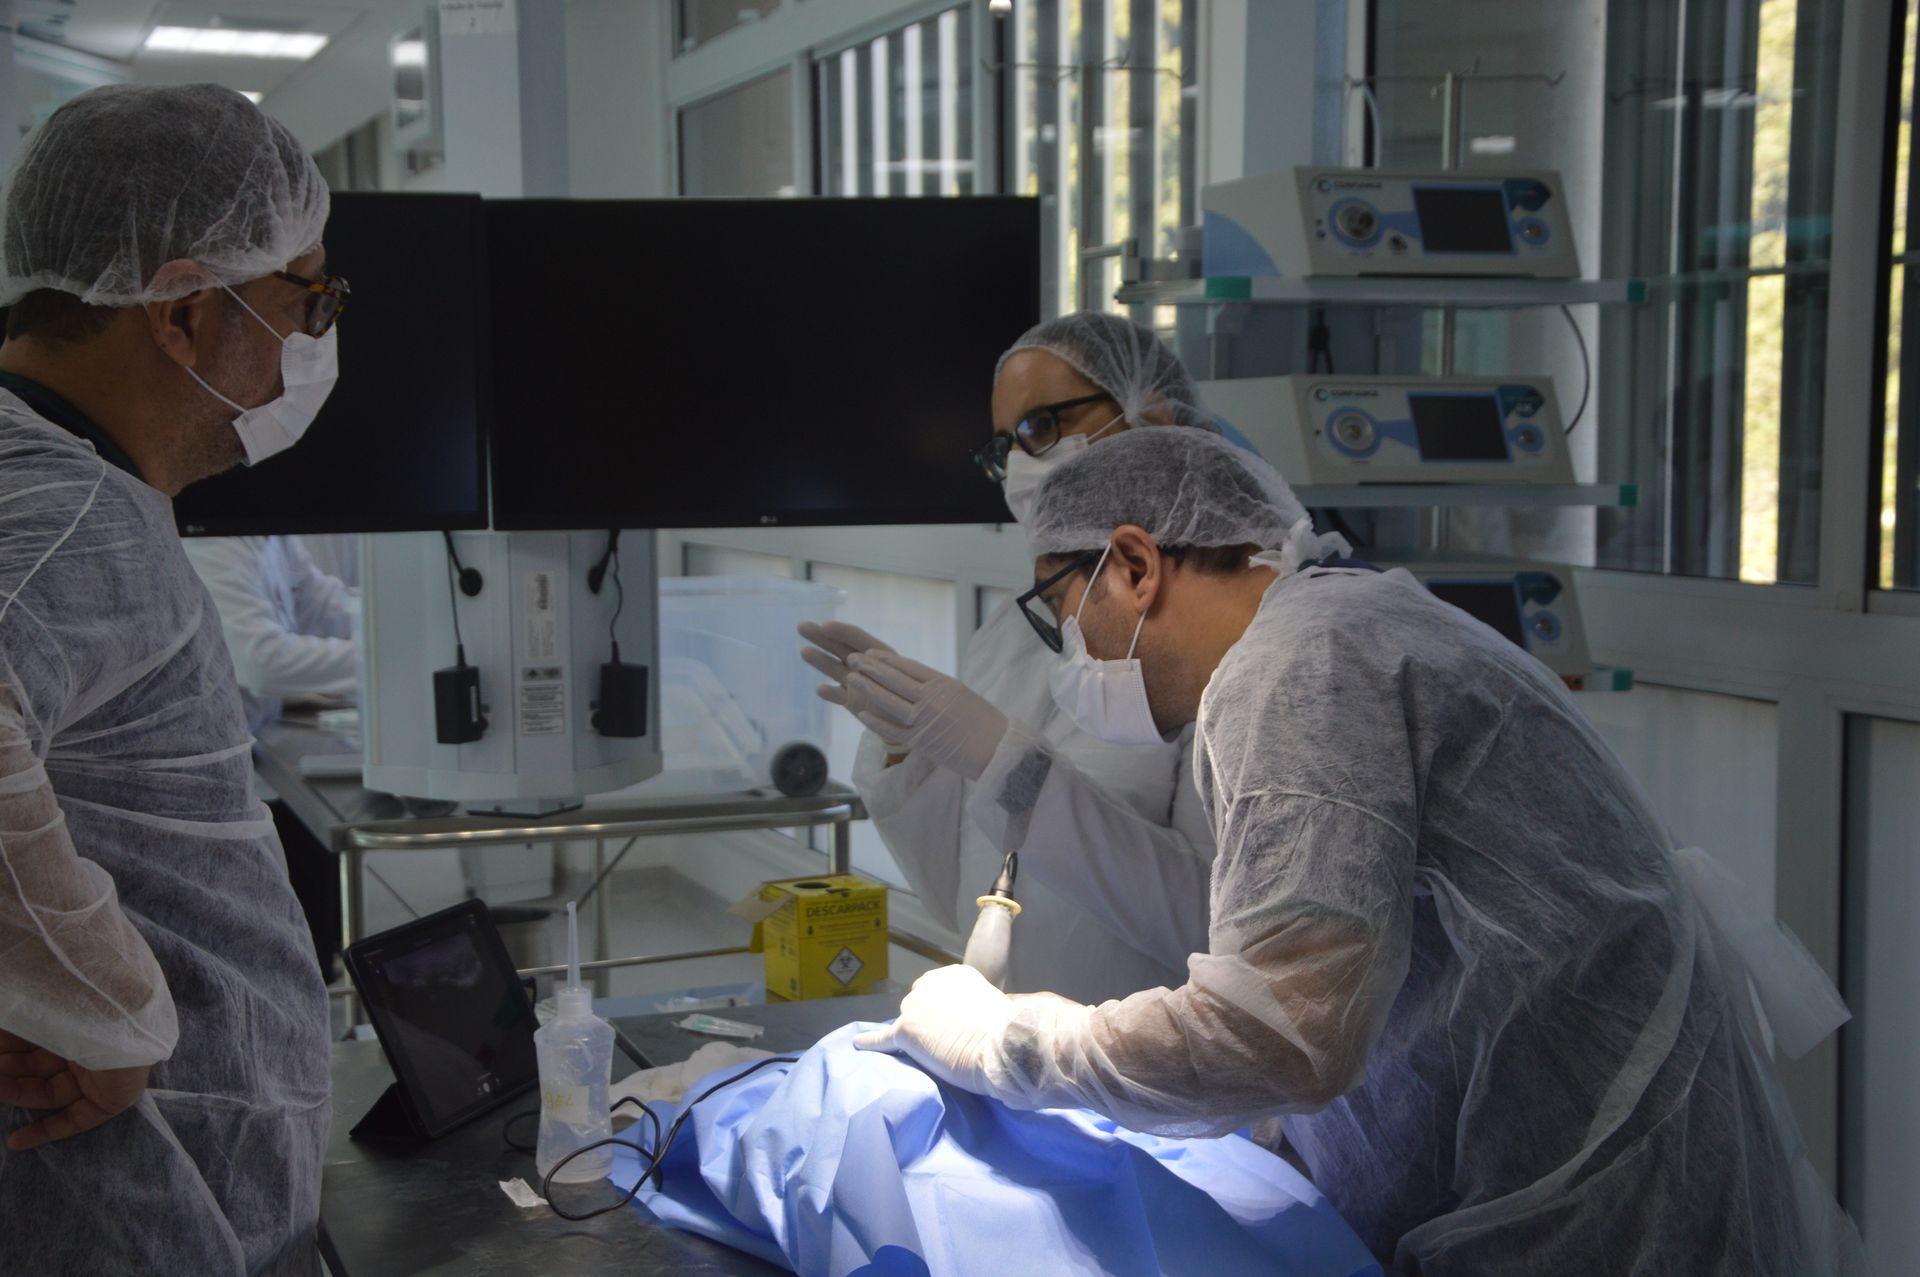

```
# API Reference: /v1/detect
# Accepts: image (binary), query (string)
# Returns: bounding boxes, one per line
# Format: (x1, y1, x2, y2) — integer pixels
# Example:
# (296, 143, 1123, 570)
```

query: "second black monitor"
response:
(486, 197, 1040, 529)
(173, 191, 491, 537)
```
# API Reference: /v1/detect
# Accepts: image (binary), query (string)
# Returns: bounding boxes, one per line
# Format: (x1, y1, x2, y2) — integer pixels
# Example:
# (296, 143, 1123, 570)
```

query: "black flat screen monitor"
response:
(174, 192, 491, 536)
(485, 197, 1041, 529)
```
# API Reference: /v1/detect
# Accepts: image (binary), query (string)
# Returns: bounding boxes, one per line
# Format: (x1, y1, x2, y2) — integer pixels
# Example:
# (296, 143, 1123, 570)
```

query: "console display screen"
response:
(1427, 581, 1528, 649)
(1412, 187, 1514, 253)
(1408, 394, 1510, 461)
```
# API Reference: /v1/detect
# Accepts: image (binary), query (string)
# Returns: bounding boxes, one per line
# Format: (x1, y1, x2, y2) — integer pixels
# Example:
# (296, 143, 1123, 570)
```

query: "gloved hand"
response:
(798, 621, 897, 718)
(854, 964, 1018, 1095)
(844, 651, 1010, 782)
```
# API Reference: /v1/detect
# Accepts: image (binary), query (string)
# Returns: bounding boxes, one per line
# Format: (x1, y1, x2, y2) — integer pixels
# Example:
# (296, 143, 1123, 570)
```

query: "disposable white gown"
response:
(972, 566, 1863, 1274)
(0, 684, 177, 1070)
(183, 535, 357, 733)
(854, 599, 1216, 1002)
(0, 396, 331, 1275)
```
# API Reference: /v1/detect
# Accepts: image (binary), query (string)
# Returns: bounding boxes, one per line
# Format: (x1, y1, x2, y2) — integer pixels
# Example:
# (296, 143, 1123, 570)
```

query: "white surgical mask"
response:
(1047, 542, 1164, 746)
(185, 285, 340, 466)
(1001, 414, 1123, 524)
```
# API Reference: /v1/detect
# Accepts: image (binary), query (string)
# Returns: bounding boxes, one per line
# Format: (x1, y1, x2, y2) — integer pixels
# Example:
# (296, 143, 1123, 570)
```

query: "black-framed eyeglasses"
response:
(274, 269, 351, 338)
(972, 392, 1115, 481)
(1014, 550, 1101, 653)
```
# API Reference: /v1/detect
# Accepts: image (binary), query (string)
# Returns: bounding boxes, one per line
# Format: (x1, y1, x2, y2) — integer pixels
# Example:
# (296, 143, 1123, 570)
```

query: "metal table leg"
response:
(592, 838, 612, 999)
(829, 815, 852, 876)
(340, 844, 365, 1024)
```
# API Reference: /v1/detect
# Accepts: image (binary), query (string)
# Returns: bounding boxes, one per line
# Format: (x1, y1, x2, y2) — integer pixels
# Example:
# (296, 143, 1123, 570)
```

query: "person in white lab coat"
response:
(800, 313, 1221, 1003)
(184, 535, 357, 980)
(296, 532, 360, 589)
(184, 536, 357, 733)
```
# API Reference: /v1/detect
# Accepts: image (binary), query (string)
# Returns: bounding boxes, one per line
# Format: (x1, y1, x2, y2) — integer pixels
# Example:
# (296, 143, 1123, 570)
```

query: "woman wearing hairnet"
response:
(856, 428, 1866, 1274)
(799, 314, 1222, 1003)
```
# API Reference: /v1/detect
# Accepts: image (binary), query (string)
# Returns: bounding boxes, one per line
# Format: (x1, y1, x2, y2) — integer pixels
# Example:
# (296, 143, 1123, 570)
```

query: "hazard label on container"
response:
(827, 947, 864, 987)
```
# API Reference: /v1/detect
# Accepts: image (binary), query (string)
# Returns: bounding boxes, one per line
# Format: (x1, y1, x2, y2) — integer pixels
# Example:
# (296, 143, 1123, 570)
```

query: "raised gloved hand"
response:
(844, 651, 1010, 782)
(854, 964, 1018, 1095)
(798, 621, 897, 717)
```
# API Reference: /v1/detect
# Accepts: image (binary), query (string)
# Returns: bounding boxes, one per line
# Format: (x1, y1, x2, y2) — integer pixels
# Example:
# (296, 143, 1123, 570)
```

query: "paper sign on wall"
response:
(438, 0, 517, 36)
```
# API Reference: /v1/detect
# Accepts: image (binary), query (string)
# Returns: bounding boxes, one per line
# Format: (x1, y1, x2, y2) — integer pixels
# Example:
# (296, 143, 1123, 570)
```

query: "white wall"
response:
(1580, 683, 1780, 913)
(261, 0, 422, 153)
(566, 0, 673, 197)
(1841, 715, 1920, 1271)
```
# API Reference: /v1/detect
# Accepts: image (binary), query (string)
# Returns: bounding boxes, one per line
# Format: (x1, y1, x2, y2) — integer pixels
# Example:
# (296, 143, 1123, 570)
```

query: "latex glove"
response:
(844, 651, 1010, 782)
(0, 1030, 151, 1151)
(798, 621, 899, 717)
(854, 964, 1018, 1095)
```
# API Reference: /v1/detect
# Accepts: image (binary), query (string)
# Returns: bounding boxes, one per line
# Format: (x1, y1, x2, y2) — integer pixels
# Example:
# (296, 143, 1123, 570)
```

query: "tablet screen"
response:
(350, 903, 539, 1135)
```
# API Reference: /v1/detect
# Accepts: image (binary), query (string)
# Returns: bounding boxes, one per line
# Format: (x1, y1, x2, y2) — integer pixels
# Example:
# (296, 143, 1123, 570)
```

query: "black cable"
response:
(538, 1134, 661, 1221)
(503, 1095, 660, 1157)
(1308, 307, 1335, 374)
(641, 1055, 799, 1190)
(611, 1095, 663, 1154)
(1559, 304, 1592, 436)
(608, 546, 624, 661)
(441, 533, 467, 663)
(503, 1107, 539, 1154)
(537, 1055, 801, 1221)
(587, 529, 625, 661)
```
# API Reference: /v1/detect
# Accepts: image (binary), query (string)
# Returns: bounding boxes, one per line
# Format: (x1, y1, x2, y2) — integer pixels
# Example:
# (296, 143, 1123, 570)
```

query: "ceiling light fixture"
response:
(144, 25, 329, 59)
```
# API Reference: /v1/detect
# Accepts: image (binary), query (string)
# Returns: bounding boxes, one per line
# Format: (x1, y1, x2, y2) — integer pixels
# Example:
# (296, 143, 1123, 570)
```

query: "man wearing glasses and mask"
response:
(800, 313, 1224, 1006)
(0, 85, 340, 1274)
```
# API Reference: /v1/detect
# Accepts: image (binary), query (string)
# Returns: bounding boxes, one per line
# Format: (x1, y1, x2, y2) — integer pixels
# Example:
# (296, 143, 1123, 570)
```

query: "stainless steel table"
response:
(252, 720, 871, 1007)
(319, 993, 906, 1276)
(609, 992, 905, 1069)
(318, 1037, 787, 1277)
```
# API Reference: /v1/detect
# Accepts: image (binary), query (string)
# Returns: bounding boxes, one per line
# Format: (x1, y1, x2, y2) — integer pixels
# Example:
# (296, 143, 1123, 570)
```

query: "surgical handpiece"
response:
(962, 851, 1021, 990)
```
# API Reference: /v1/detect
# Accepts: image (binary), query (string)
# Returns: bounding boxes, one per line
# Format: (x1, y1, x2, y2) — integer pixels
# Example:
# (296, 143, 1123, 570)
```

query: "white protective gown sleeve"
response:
(944, 566, 1863, 1275)
(0, 683, 178, 1070)
(183, 536, 356, 729)
(0, 398, 331, 1275)
(852, 600, 1215, 1001)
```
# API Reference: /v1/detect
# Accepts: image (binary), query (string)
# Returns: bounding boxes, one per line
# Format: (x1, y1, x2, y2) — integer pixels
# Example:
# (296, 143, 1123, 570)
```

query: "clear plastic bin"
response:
(632, 576, 845, 797)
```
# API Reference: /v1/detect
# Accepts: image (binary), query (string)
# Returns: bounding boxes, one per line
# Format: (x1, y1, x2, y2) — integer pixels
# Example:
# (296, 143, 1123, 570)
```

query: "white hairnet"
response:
(996, 312, 1219, 434)
(1025, 425, 1348, 572)
(0, 84, 329, 308)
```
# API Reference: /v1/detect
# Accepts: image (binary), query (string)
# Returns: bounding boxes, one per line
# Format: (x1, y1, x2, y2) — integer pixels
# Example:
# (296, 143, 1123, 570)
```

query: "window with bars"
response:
(1595, 0, 1841, 584)
(812, 1, 1196, 320)
(817, 7, 979, 198)
(1012, 0, 1197, 317)
(1882, 0, 1920, 591)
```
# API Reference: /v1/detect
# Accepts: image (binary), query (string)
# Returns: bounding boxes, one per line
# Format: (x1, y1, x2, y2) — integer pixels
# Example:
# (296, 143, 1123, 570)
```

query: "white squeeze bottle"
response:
(535, 903, 615, 1183)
